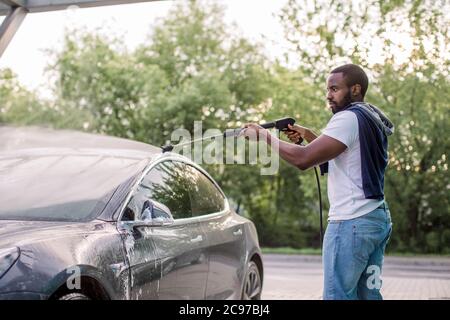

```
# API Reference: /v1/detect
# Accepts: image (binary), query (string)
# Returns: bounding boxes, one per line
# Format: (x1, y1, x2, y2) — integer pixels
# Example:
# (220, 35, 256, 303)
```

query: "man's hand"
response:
(240, 122, 346, 171)
(285, 124, 307, 144)
(239, 123, 269, 141)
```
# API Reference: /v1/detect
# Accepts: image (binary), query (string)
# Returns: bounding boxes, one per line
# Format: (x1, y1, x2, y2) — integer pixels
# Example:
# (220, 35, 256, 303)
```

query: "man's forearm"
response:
(265, 133, 309, 170)
(242, 124, 346, 172)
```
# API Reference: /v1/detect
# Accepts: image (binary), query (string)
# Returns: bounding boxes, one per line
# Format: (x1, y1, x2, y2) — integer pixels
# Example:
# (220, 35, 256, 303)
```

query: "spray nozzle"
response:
(260, 117, 296, 131)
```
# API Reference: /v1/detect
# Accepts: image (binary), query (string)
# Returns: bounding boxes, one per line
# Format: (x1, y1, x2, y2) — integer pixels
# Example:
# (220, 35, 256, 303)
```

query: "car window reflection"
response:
(126, 160, 225, 221)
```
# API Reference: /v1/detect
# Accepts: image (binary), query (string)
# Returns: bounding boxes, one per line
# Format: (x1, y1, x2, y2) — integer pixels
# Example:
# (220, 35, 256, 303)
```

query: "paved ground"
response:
(261, 254, 450, 300)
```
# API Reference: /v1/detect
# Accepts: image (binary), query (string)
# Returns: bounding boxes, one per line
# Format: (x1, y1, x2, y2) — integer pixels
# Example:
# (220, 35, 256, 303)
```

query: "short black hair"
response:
(330, 64, 369, 98)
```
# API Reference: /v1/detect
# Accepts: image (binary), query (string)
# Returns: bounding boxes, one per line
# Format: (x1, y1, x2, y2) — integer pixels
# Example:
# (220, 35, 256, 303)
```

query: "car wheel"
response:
(242, 260, 262, 300)
(58, 293, 91, 300)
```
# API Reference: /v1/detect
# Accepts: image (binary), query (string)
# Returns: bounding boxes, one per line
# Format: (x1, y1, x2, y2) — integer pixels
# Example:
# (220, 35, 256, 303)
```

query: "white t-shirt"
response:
(322, 111, 383, 221)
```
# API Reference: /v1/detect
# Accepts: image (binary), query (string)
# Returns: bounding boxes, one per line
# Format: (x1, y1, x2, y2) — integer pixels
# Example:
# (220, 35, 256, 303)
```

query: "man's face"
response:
(326, 72, 353, 114)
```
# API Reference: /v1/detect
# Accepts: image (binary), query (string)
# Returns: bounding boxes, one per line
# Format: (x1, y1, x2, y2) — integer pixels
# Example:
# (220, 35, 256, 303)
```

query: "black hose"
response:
(313, 166, 324, 249)
(295, 138, 324, 250)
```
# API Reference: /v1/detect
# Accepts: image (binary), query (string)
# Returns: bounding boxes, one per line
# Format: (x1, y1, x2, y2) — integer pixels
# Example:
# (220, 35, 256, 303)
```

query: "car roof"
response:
(0, 126, 162, 222)
(0, 126, 161, 156)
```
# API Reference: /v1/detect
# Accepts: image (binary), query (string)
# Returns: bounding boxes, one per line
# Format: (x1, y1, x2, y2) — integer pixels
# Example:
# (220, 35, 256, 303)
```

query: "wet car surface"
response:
(0, 126, 263, 300)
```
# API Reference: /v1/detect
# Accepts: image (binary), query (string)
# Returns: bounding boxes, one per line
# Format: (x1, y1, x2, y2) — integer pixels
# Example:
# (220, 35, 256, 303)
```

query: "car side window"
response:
(187, 165, 225, 217)
(123, 160, 224, 221)
(138, 161, 193, 220)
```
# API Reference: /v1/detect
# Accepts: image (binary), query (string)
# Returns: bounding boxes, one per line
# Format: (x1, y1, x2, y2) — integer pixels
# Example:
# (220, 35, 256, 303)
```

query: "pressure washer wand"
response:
(160, 116, 323, 250)
(161, 117, 296, 153)
(161, 134, 223, 153)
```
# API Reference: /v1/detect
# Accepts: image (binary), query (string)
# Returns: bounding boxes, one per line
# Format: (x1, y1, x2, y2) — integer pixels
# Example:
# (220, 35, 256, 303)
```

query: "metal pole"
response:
(0, 5, 28, 58)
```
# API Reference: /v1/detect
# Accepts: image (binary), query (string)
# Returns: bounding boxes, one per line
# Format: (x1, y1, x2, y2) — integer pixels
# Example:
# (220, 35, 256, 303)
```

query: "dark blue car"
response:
(0, 126, 263, 300)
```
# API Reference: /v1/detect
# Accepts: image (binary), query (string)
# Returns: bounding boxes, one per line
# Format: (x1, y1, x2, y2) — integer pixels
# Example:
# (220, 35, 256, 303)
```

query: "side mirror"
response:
(141, 200, 153, 222)
(139, 200, 174, 226)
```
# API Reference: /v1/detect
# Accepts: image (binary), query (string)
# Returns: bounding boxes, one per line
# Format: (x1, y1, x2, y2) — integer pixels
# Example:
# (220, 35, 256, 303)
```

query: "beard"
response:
(330, 90, 353, 114)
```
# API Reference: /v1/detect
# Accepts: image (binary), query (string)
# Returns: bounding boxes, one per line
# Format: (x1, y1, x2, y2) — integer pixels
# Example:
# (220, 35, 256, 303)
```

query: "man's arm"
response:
(242, 124, 347, 171)
(285, 124, 319, 144)
(268, 133, 346, 170)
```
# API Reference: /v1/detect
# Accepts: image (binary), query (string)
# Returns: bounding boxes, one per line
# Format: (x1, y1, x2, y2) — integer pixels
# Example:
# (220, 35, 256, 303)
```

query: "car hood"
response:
(0, 219, 105, 249)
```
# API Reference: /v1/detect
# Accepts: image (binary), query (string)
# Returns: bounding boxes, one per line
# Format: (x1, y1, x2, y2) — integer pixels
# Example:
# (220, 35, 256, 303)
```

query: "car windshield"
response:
(0, 154, 147, 222)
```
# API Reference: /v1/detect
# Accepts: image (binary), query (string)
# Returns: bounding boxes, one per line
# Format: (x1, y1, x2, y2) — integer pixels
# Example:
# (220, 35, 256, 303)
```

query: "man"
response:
(241, 64, 394, 300)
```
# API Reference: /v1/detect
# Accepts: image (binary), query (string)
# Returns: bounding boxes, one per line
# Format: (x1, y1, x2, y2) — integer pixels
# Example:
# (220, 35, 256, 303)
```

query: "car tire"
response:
(58, 293, 91, 300)
(241, 260, 262, 300)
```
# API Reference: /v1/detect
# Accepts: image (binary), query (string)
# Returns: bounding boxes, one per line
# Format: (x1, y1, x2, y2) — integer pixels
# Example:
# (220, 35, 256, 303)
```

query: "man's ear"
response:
(351, 84, 362, 97)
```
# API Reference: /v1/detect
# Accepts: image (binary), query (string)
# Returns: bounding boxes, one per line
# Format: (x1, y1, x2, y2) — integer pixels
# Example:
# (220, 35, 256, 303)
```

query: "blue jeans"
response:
(322, 202, 392, 300)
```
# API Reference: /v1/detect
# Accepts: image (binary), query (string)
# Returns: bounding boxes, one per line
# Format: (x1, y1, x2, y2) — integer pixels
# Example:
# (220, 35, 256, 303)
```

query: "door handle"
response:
(233, 228, 242, 236)
(190, 235, 203, 243)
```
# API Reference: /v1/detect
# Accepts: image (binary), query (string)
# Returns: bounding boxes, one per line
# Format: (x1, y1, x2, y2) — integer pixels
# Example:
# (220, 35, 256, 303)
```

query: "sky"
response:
(0, 0, 289, 99)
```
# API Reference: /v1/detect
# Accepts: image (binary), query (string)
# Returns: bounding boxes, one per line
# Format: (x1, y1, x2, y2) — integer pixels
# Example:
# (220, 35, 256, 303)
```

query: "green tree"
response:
(4, 0, 447, 253)
(47, 0, 307, 247)
(0, 69, 50, 126)
(0, 68, 91, 129)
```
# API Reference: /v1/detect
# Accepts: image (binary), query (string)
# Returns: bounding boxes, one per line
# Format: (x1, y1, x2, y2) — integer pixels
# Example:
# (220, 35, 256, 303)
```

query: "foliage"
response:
(279, 0, 450, 253)
(1, 0, 448, 253)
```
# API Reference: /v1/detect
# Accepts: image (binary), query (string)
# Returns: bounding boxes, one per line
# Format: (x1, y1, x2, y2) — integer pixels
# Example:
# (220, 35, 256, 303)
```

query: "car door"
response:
(139, 160, 209, 299)
(185, 164, 246, 300)
(118, 183, 161, 300)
